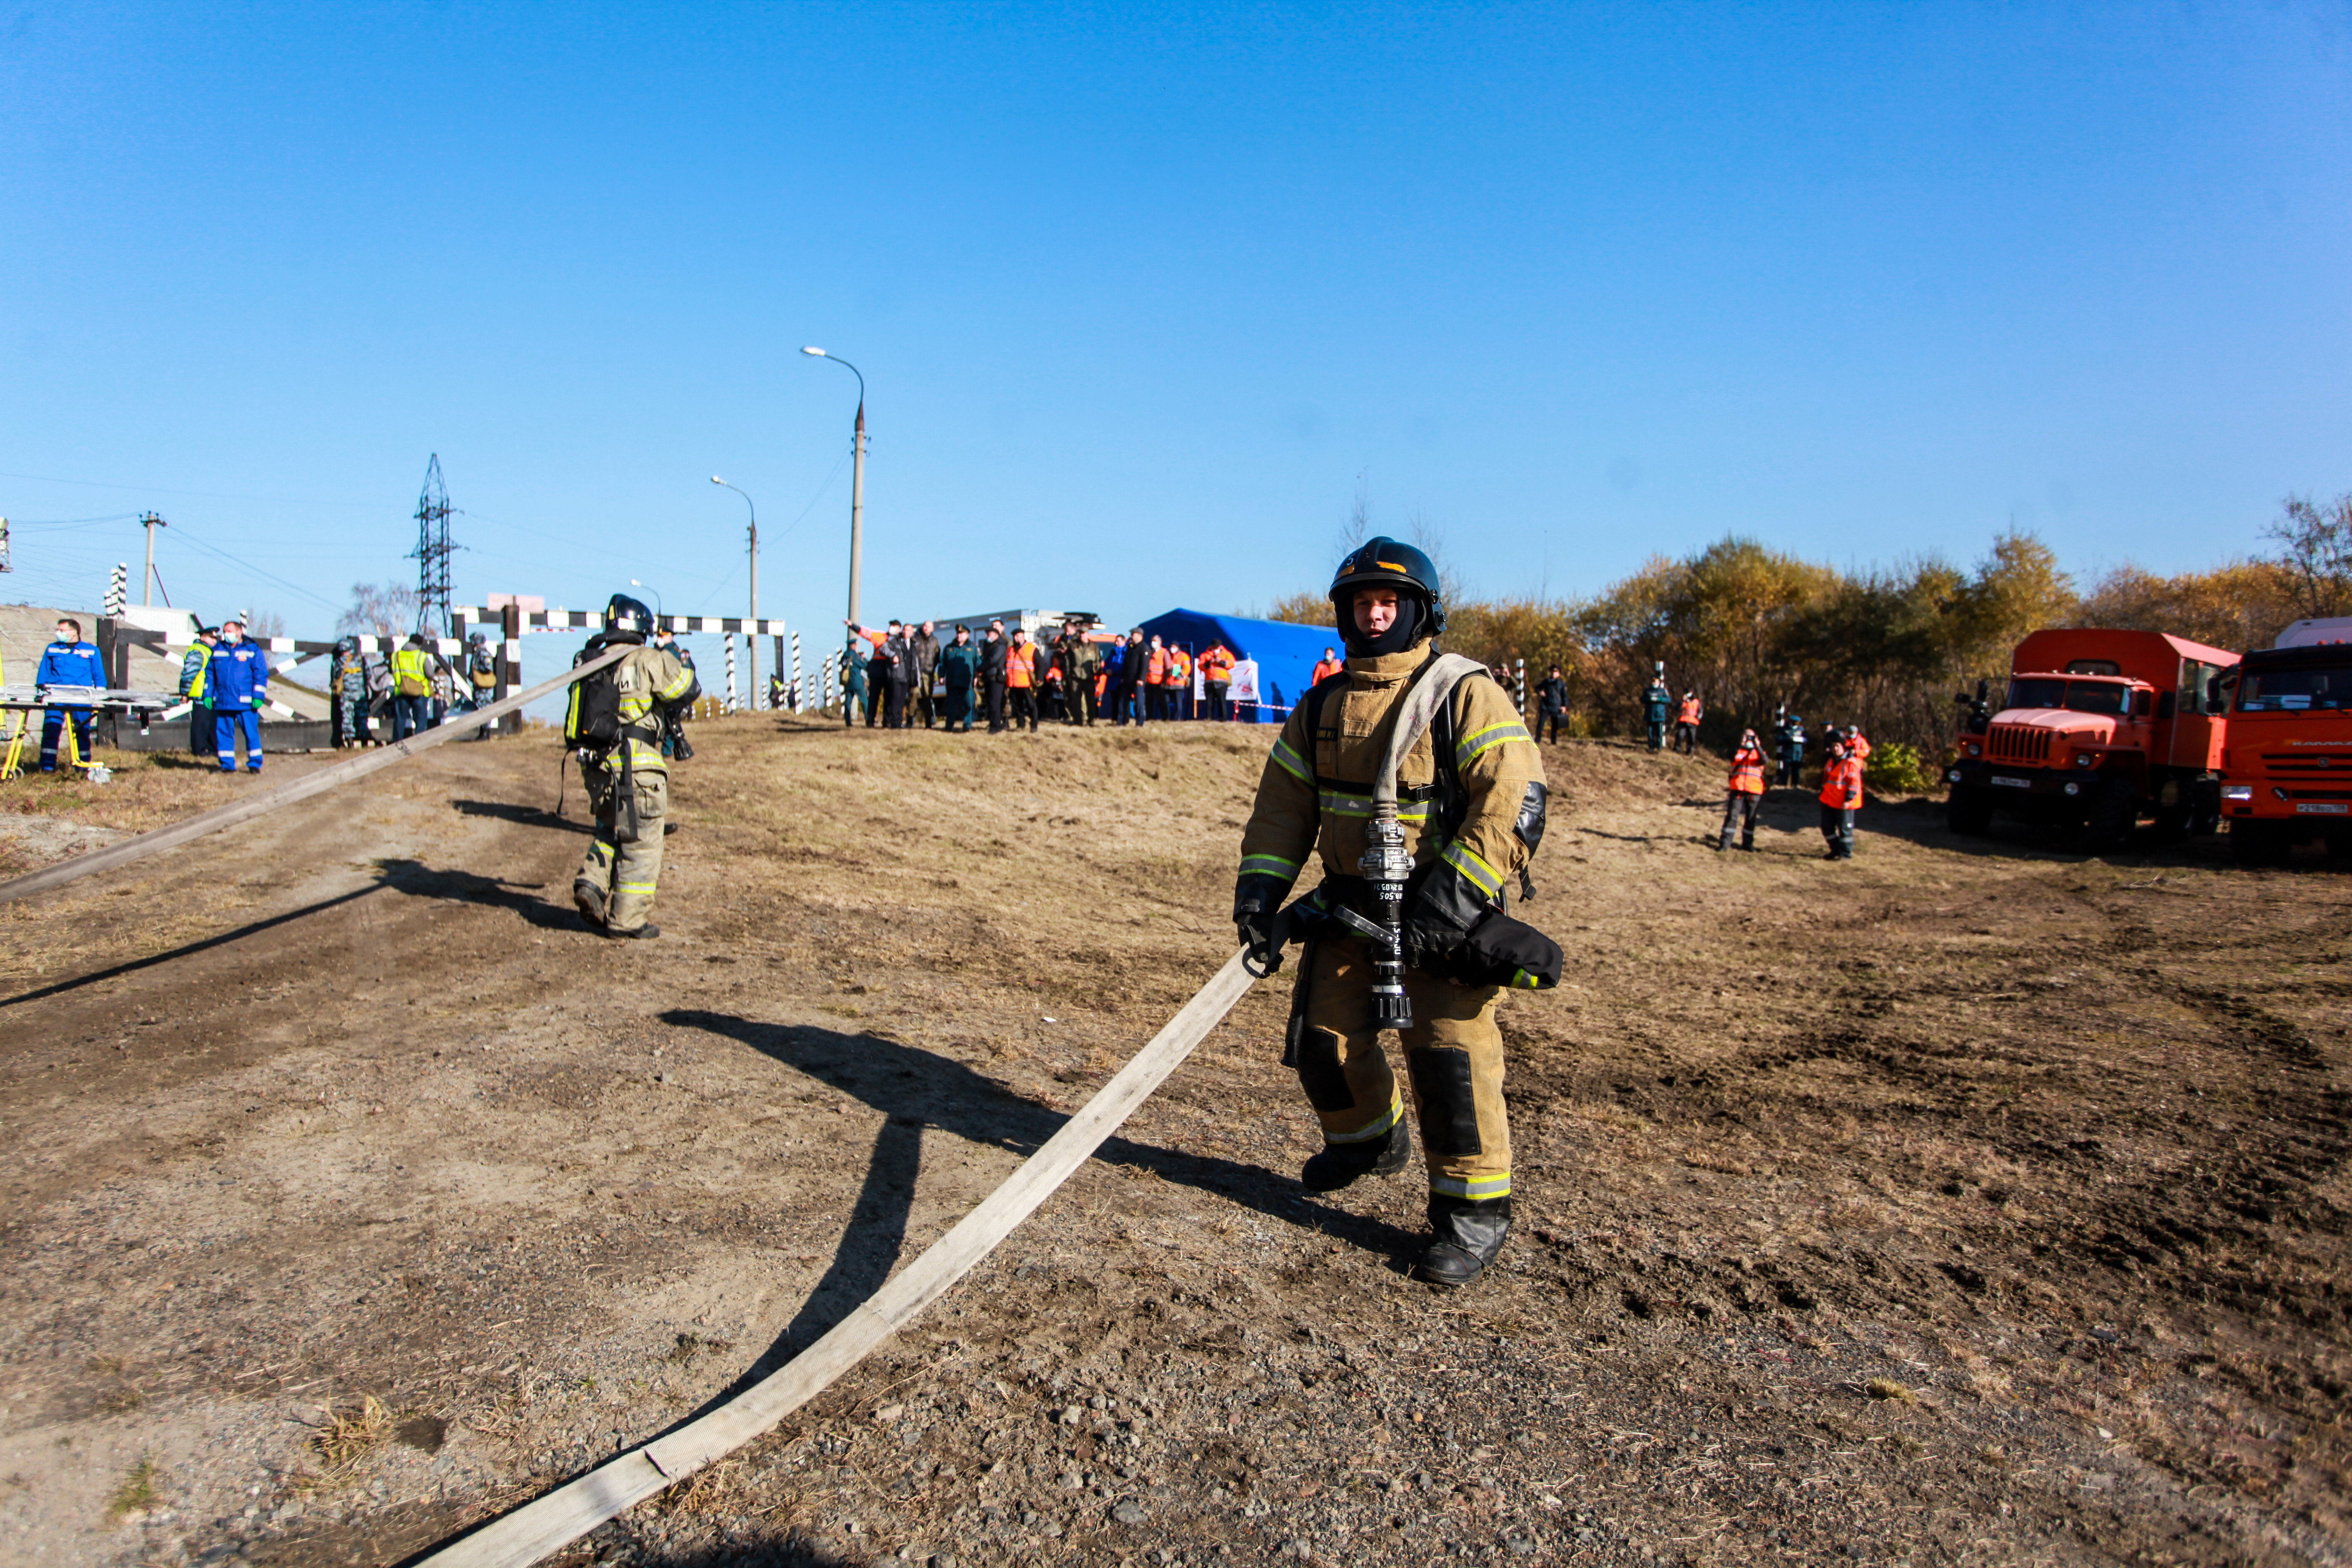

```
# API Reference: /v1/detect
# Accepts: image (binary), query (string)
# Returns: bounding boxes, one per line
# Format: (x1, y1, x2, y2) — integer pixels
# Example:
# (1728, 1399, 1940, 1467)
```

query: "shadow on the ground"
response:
(658, 1010, 1421, 1402)
(1839, 795, 2258, 867)
(370, 858, 585, 929)
(392, 1521, 866, 1568)
(633, 1544, 865, 1566)
(0, 879, 394, 1010)
(452, 796, 596, 835)
(0, 856, 591, 1013)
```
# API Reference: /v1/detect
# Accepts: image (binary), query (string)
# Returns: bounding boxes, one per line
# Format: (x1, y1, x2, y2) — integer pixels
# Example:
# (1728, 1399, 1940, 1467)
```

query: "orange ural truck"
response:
(2218, 616, 2352, 866)
(1945, 628, 2238, 849)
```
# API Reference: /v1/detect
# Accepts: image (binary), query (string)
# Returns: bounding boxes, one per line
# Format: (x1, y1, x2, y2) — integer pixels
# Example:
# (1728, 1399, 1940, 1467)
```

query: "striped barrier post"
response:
(791, 632, 803, 712)
(723, 634, 738, 713)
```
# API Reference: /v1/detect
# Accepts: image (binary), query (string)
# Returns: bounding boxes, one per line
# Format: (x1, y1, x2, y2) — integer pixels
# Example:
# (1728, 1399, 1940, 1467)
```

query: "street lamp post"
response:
(711, 477, 758, 700)
(800, 347, 866, 629)
(139, 512, 167, 606)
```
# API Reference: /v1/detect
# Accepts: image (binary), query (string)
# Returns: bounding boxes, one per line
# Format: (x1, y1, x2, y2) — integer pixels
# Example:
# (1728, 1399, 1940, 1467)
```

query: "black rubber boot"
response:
(605, 922, 661, 940)
(573, 879, 607, 927)
(1300, 1119, 1410, 1193)
(1416, 1195, 1512, 1287)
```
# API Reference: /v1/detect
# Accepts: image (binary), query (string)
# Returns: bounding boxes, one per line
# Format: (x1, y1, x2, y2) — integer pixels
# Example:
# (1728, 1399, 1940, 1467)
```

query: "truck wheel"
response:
(2084, 779, 2138, 851)
(1946, 786, 1994, 837)
(2232, 821, 2288, 867)
(2150, 805, 2192, 843)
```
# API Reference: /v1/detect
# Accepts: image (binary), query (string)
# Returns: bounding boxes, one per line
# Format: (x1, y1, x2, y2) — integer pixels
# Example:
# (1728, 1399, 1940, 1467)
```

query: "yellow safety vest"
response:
(392, 646, 433, 696)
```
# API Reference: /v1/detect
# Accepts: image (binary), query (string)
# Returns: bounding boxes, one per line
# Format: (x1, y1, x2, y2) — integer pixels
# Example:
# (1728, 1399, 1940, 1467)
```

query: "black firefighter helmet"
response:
(603, 593, 655, 643)
(1328, 536, 1447, 635)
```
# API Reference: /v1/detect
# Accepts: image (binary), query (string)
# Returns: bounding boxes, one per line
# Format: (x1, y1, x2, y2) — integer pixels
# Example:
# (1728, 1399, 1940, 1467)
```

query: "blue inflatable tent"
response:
(1135, 608, 1336, 723)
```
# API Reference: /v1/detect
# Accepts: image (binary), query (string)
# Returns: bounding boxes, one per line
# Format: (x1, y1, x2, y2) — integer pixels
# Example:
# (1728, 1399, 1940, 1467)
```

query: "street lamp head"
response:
(710, 476, 726, 485)
(800, 346, 826, 357)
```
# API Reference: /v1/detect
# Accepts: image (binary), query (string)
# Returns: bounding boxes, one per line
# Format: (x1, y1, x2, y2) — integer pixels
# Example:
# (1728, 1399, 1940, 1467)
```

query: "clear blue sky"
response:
(4, 2, 2347, 676)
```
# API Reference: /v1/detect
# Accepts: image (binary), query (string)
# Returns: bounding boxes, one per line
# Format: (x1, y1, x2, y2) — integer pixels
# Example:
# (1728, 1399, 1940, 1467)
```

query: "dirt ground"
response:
(0, 714, 2344, 1568)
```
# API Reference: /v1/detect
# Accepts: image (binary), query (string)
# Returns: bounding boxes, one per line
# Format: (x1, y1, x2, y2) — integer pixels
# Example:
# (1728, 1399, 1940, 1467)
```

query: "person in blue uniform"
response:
(206, 619, 269, 774)
(36, 618, 106, 772)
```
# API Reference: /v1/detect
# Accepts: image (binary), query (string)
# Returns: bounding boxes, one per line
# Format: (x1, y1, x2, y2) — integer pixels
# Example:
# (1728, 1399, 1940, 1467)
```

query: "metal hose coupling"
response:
(1361, 806, 1414, 1031)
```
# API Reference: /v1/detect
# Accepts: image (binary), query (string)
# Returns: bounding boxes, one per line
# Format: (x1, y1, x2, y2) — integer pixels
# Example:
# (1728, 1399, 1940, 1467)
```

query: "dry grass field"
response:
(0, 712, 2344, 1568)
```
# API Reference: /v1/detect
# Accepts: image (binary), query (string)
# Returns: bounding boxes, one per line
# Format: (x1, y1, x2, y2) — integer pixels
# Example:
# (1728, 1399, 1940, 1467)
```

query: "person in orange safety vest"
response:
(1142, 635, 1172, 722)
(1818, 729, 1864, 859)
(1674, 691, 1702, 754)
(1005, 628, 1042, 731)
(1311, 647, 1345, 688)
(1716, 728, 1769, 852)
(1199, 643, 1236, 721)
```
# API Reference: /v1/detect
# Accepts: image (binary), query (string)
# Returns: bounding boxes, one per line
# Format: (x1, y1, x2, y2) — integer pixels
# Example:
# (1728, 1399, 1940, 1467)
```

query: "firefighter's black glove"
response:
(1402, 859, 1490, 971)
(1234, 872, 1289, 976)
(1402, 905, 1472, 972)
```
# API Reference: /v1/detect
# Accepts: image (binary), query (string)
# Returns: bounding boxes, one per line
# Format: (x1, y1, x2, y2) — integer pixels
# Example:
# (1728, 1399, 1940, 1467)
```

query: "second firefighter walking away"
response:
(1233, 537, 1561, 1289)
(568, 593, 701, 939)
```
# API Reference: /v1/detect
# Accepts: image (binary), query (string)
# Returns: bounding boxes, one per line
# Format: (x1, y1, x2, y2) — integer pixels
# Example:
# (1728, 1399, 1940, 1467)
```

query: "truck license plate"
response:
(2294, 802, 2349, 815)
(1989, 775, 2031, 789)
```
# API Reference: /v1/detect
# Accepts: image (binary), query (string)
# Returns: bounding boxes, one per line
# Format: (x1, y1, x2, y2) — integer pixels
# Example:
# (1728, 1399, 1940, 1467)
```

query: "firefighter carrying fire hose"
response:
(1233, 538, 1561, 1288)
(569, 594, 699, 939)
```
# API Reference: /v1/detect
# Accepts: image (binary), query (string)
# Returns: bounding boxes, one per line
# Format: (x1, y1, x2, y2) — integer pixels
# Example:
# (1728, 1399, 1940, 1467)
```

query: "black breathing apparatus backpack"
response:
(564, 636, 627, 753)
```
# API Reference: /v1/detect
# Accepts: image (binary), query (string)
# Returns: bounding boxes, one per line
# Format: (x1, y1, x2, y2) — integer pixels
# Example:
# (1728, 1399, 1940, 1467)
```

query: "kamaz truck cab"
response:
(2218, 616, 2352, 866)
(1946, 628, 2236, 849)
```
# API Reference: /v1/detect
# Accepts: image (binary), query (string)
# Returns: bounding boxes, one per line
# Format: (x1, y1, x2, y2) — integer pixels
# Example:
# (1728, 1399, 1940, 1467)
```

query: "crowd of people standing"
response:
(316, 632, 502, 749)
(841, 617, 1254, 733)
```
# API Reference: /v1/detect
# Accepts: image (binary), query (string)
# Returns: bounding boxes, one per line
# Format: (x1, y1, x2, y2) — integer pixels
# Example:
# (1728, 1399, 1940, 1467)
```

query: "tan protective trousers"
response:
(1294, 935, 1512, 1201)
(576, 763, 669, 932)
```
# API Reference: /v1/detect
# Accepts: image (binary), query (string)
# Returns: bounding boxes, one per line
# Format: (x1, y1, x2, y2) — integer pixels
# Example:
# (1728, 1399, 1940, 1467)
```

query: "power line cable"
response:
(0, 470, 378, 508)
(165, 522, 347, 616)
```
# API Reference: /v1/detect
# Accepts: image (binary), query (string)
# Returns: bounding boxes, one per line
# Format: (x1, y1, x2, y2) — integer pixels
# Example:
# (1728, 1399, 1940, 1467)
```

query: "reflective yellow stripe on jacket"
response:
(1455, 719, 1533, 767)
(605, 645, 695, 769)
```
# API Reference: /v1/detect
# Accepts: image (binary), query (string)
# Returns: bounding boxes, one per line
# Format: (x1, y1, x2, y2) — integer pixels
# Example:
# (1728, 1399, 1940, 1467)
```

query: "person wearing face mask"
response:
(207, 619, 270, 774)
(36, 617, 106, 773)
(182, 625, 222, 756)
(1232, 538, 1550, 1288)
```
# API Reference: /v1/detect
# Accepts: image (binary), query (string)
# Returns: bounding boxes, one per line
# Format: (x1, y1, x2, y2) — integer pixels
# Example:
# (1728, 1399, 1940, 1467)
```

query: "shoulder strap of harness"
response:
(1302, 655, 1489, 822)
(1375, 651, 1488, 812)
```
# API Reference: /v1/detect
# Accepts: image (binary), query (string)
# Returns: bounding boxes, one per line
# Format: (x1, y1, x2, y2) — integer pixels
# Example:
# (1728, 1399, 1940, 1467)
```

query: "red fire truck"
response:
(2218, 616, 2352, 865)
(1946, 628, 2237, 849)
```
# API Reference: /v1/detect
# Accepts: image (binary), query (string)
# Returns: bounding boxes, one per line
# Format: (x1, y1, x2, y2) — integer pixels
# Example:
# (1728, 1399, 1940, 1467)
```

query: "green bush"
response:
(1864, 741, 1939, 795)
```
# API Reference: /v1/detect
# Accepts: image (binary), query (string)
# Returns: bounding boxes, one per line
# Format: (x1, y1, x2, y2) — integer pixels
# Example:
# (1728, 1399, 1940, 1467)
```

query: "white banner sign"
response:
(1228, 659, 1261, 705)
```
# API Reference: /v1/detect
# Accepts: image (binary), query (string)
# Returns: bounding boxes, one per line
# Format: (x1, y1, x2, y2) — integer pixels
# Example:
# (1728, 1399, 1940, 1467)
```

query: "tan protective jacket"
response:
(1238, 640, 1543, 907)
(595, 645, 694, 774)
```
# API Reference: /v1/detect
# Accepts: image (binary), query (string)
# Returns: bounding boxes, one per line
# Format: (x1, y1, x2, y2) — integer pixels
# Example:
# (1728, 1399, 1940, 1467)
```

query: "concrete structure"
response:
(0, 602, 101, 690)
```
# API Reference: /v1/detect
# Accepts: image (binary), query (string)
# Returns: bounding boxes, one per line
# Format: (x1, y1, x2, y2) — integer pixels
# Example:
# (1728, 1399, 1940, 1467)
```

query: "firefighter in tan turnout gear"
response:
(570, 593, 699, 939)
(1235, 538, 1557, 1287)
